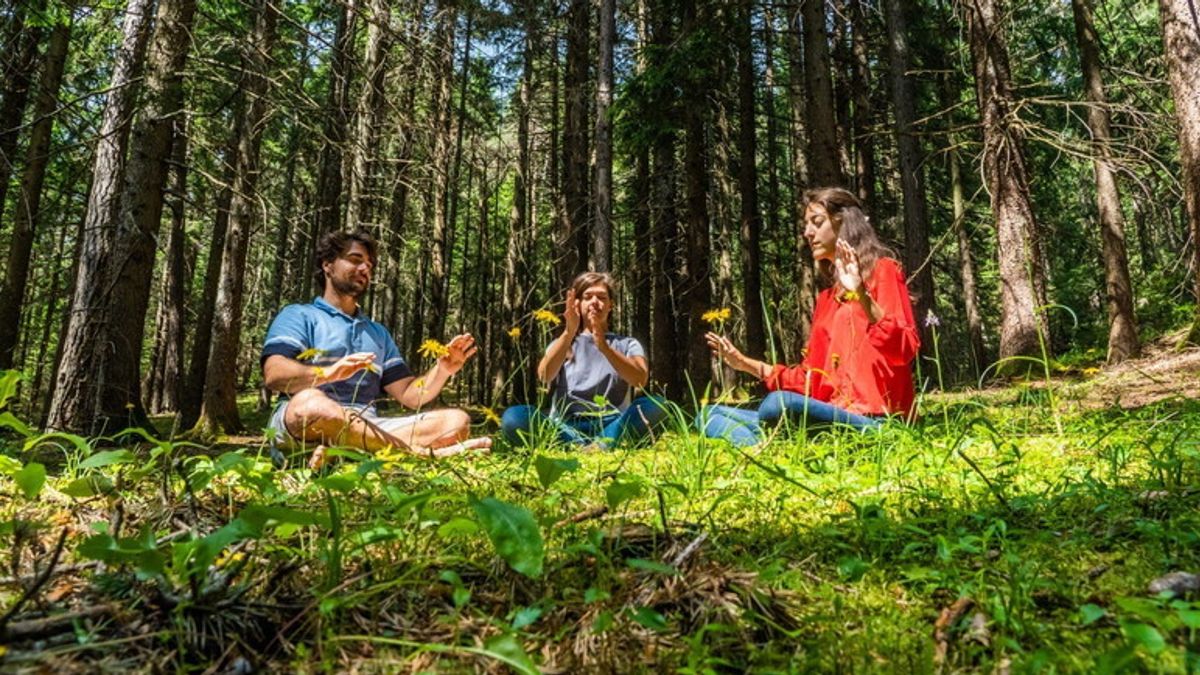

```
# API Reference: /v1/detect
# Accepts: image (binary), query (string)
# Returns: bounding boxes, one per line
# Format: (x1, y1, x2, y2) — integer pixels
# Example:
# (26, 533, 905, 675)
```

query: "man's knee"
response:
(284, 389, 346, 433)
(433, 408, 471, 440)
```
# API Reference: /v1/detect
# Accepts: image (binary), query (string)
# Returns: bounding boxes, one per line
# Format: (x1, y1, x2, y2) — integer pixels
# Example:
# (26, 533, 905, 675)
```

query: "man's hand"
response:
(439, 334, 477, 375)
(322, 352, 377, 383)
(563, 288, 581, 336)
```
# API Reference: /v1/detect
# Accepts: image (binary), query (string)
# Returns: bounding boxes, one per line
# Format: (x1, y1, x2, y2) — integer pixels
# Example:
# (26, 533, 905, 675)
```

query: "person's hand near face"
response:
(834, 239, 864, 293)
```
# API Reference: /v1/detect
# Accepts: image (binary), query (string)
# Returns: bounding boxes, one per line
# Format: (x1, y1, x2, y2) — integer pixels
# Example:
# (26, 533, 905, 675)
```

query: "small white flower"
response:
(924, 309, 941, 328)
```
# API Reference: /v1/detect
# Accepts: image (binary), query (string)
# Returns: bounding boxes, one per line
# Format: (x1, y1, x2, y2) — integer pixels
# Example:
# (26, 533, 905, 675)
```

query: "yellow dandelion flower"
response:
(412, 377, 426, 390)
(482, 407, 502, 426)
(507, 326, 522, 339)
(532, 309, 561, 326)
(296, 347, 325, 362)
(702, 307, 732, 325)
(418, 339, 450, 359)
(312, 366, 326, 380)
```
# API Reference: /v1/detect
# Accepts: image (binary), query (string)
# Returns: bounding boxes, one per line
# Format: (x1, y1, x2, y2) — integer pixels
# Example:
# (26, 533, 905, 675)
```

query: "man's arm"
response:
(385, 334, 476, 409)
(263, 352, 377, 394)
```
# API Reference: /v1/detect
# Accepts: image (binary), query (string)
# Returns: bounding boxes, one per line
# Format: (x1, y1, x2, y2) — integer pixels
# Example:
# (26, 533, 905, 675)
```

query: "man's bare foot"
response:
(308, 444, 329, 471)
(422, 436, 493, 458)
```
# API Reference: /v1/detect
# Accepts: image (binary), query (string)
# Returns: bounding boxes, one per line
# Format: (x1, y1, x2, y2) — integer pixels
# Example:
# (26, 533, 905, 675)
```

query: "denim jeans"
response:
(696, 391, 882, 447)
(501, 395, 670, 449)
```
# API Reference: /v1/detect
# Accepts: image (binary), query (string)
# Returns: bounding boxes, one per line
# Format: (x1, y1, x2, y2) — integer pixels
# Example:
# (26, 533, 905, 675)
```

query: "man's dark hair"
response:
(313, 230, 378, 288)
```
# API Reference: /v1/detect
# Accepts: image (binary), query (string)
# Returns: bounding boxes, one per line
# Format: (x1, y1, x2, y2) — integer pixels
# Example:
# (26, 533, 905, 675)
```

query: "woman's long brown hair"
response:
(804, 187, 897, 288)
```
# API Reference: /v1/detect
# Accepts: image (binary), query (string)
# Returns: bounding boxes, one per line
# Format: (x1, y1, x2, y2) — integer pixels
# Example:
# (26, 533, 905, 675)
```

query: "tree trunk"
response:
(0, 1, 42, 229)
(98, 0, 198, 432)
(884, 0, 935, 354)
(682, 0, 713, 390)
(961, 0, 1047, 361)
(193, 0, 277, 436)
(848, 0, 876, 212)
(1158, 0, 1200, 344)
(0, 18, 70, 370)
(736, 0, 765, 358)
(786, 2, 815, 358)
(314, 0, 357, 237)
(1069, 0, 1139, 362)
(46, 0, 153, 433)
(145, 115, 190, 415)
(426, 0, 457, 340)
(630, 0, 653, 349)
(802, 0, 843, 185)
(593, 0, 615, 271)
(560, 0, 590, 284)
(950, 147, 987, 377)
(346, 0, 392, 232)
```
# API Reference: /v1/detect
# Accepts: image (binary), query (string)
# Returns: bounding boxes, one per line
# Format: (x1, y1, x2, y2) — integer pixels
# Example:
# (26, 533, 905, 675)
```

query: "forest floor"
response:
(2, 343, 1200, 673)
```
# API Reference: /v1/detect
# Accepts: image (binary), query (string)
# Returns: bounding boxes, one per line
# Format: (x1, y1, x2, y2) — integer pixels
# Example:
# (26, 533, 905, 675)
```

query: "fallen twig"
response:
(0, 527, 69, 637)
(934, 596, 975, 671)
(3, 603, 118, 640)
(555, 505, 609, 527)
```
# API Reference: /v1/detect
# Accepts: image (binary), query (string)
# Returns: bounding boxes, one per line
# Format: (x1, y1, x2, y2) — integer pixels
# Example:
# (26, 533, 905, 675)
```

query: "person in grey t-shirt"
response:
(501, 272, 668, 449)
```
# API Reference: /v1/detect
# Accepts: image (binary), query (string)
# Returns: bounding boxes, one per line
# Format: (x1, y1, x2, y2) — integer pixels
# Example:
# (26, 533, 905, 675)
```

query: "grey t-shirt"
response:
(549, 332, 646, 418)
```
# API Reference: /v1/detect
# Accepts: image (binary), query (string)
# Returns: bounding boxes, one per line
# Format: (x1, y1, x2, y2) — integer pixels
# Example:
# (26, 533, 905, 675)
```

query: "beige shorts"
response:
(267, 400, 427, 450)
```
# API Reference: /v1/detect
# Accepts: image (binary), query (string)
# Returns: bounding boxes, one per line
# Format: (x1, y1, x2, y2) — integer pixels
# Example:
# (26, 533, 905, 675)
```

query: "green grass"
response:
(2, 374, 1200, 672)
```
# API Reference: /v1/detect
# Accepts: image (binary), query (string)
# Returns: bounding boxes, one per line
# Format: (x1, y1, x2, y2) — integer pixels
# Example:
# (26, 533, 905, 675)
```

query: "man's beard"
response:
(331, 274, 367, 298)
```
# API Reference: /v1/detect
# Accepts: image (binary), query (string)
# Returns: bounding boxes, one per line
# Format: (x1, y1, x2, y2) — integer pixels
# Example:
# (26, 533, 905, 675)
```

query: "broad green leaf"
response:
(78, 449, 135, 470)
(584, 587, 611, 604)
(13, 462, 45, 499)
(0, 412, 32, 437)
(606, 479, 644, 509)
(437, 517, 480, 538)
(1122, 621, 1166, 654)
(62, 475, 115, 498)
(24, 432, 92, 457)
(837, 556, 870, 582)
(1177, 609, 1200, 629)
(315, 473, 359, 493)
(0, 455, 21, 473)
(1080, 604, 1107, 625)
(533, 455, 580, 489)
(592, 610, 614, 633)
(481, 634, 539, 675)
(511, 606, 542, 630)
(0, 370, 20, 408)
(471, 496, 544, 578)
(629, 606, 669, 631)
(627, 558, 679, 576)
(239, 504, 329, 534)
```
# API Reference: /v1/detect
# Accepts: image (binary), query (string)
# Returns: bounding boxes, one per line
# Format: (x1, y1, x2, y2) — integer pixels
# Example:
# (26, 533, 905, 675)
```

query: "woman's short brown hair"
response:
(569, 271, 617, 300)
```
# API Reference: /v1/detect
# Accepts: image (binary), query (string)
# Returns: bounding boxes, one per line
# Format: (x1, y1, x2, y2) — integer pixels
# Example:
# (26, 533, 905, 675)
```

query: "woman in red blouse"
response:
(697, 187, 920, 446)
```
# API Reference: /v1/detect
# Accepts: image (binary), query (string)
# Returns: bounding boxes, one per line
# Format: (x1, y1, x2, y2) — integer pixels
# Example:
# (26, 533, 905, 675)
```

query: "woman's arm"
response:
(536, 289, 581, 384)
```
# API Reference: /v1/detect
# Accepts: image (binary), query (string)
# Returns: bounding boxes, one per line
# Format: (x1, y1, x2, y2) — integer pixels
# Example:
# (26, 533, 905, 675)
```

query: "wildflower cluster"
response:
(418, 339, 450, 359)
(507, 326, 522, 339)
(532, 309, 561, 326)
(702, 307, 731, 325)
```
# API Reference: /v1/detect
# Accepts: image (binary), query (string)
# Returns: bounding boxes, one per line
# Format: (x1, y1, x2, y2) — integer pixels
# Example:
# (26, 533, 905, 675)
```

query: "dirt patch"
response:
(1071, 334, 1200, 411)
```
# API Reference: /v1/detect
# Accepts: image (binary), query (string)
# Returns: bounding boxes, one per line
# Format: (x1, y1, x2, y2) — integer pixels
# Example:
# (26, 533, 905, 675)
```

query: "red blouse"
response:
(763, 257, 919, 417)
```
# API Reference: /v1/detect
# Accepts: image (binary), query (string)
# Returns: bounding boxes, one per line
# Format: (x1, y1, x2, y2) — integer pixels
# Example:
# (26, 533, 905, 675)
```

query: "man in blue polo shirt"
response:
(262, 230, 491, 468)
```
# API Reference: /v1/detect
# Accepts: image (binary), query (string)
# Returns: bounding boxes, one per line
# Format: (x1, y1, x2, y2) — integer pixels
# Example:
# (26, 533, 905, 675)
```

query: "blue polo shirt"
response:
(261, 296, 412, 407)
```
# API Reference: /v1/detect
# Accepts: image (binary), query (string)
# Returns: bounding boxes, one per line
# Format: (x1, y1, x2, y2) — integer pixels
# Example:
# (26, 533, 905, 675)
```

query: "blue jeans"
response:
(696, 391, 882, 447)
(501, 396, 670, 449)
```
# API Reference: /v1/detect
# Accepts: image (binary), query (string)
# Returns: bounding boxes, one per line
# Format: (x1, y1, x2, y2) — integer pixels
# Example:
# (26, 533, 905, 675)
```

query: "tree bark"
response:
(786, 2, 815, 358)
(1157, 0, 1200, 344)
(0, 1, 42, 230)
(1069, 0, 1139, 362)
(630, 0, 653, 349)
(314, 0, 357, 237)
(950, 146, 987, 377)
(682, 0, 713, 389)
(884, 0, 935, 354)
(346, 0, 393, 233)
(0, 18, 70, 370)
(560, 0, 590, 285)
(193, 0, 277, 436)
(736, 0, 765, 359)
(848, 0, 876, 212)
(98, 0, 198, 431)
(593, 0, 615, 271)
(145, 115, 190, 415)
(961, 0, 1047, 361)
(426, 0, 457, 340)
(802, 0, 844, 185)
(46, 0, 153, 433)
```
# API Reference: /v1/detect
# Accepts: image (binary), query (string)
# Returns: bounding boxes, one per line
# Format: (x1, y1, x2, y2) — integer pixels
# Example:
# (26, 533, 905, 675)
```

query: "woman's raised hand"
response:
(834, 239, 864, 293)
(563, 288, 581, 335)
(705, 331, 752, 372)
